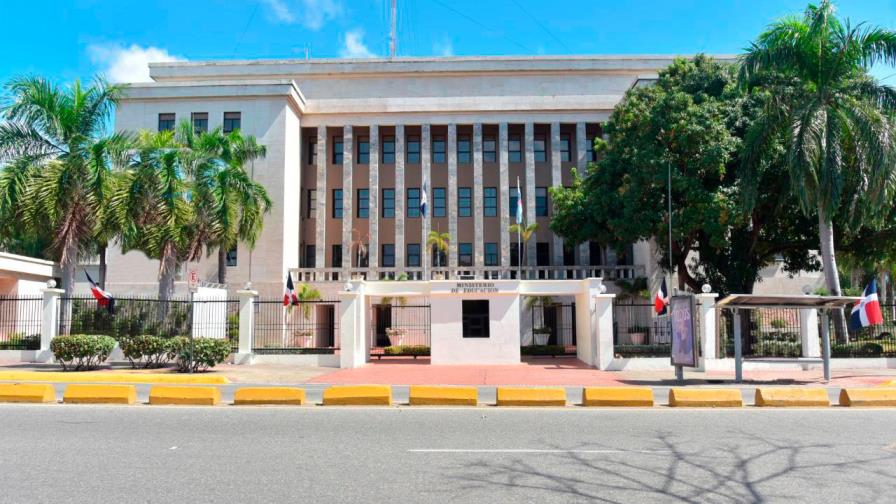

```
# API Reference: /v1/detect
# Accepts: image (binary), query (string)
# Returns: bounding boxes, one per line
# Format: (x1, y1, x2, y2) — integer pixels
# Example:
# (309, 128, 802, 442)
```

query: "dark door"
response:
(322, 304, 335, 347)
(544, 304, 558, 345)
(374, 304, 392, 347)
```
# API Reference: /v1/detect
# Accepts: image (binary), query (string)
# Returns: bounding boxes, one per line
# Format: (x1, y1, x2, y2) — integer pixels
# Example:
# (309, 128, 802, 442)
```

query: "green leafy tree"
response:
(427, 230, 450, 268)
(294, 283, 322, 320)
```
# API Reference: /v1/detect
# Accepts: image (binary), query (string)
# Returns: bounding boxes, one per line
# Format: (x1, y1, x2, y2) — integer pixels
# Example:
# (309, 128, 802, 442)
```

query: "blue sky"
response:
(2, 0, 896, 85)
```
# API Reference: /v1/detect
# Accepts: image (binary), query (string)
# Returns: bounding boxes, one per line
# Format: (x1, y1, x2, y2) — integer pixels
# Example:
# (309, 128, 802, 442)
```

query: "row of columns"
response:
(312, 122, 595, 271)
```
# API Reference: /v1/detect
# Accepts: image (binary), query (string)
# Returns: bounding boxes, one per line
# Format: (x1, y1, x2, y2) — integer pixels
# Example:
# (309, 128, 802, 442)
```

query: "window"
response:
(382, 189, 395, 218)
(458, 187, 472, 217)
(536, 242, 550, 266)
(357, 245, 369, 267)
(462, 300, 490, 338)
(510, 242, 520, 267)
(303, 245, 316, 267)
(407, 135, 421, 163)
(586, 135, 597, 162)
(332, 189, 343, 219)
(381, 244, 395, 267)
(432, 135, 446, 163)
(432, 247, 447, 268)
(589, 241, 603, 266)
(332, 245, 342, 268)
(382, 136, 395, 163)
(226, 247, 237, 267)
(535, 187, 548, 217)
(407, 243, 421, 267)
(457, 135, 471, 164)
(484, 243, 499, 266)
(158, 113, 175, 132)
(563, 242, 576, 266)
(509, 135, 522, 162)
(459, 243, 473, 266)
(509, 191, 520, 218)
(223, 112, 241, 133)
(407, 188, 421, 218)
(357, 189, 369, 218)
(308, 140, 317, 165)
(484, 187, 497, 217)
(357, 136, 370, 164)
(484, 136, 497, 162)
(433, 187, 446, 218)
(333, 137, 344, 165)
(191, 113, 208, 133)
(560, 134, 571, 162)
(534, 135, 547, 162)
(307, 189, 317, 219)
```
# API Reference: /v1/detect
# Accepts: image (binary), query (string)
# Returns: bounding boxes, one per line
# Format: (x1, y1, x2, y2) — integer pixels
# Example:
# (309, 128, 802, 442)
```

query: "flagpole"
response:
(517, 176, 522, 280)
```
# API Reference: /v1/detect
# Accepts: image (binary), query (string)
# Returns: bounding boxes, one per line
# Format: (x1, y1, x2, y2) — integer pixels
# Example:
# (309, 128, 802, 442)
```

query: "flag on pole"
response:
(515, 178, 523, 225)
(420, 179, 428, 217)
(283, 273, 298, 307)
(654, 278, 669, 316)
(849, 279, 884, 330)
(85, 270, 115, 314)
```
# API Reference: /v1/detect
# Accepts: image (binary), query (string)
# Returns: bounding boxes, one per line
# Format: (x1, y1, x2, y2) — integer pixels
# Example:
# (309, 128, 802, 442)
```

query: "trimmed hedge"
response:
(120, 335, 183, 369)
(176, 337, 231, 372)
(614, 344, 671, 357)
(51, 334, 116, 371)
(521, 345, 567, 356)
(384, 345, 430, 357)
(0, 333, 40, 350)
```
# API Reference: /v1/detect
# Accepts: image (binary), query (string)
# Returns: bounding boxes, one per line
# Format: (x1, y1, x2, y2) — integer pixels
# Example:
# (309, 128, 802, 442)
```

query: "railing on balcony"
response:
(290, 265, 644, 283)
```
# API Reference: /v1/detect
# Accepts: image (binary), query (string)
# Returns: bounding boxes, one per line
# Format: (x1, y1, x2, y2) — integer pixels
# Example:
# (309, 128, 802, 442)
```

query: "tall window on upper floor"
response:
(307, 140, 317, 165)
(457, 135, 471, 164)
(458, 243, 473, 267)
(357, 189, 369, 218)
(158, 113, 175, 132)
(535, 187, 548, 217)
(563, 242, 577, 266)
(306, 189, 317, 219)
(223, 112, 241, 133)
(586, 135, 597, 162)
(381, 244, 395, 268)
(382, 188, 395, 218)
(433, 187, 446, 217)
(534, 135, 547, 162)
(332, 244, 342, 268)
(407, 188, 421, 218)
(407, 135, 421, 163)
(357, 136, 370, 164)
(332, 189, 343, 219)
(484, 187, 497, 217)
(191, 113, 208, 133)
(509, 135, 522, 163)
(483, 136, 497, 162)
(382, 136, 396, 163)
(560, 134, 571, 162)
(509, 191, 521, 219)
(536, 242, 550, 266)
(458, 187, 472, 217)
(407, 243, 421, 267)
(432, 135, 446, 163)
(484, 243, 499, 266)
(303, 245, 316, 268)
(333, 137, 344, 164)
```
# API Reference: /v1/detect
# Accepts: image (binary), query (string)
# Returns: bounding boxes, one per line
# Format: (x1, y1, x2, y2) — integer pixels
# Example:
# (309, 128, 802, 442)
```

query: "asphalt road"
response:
(2, 406, 896, 503)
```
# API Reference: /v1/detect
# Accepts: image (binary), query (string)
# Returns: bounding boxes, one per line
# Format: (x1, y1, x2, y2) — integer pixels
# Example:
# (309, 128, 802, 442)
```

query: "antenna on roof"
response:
(389, 0, 397, 58)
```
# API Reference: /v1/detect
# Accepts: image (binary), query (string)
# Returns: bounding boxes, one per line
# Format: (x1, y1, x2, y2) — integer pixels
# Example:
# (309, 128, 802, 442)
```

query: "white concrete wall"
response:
(430, 294, 521, 365)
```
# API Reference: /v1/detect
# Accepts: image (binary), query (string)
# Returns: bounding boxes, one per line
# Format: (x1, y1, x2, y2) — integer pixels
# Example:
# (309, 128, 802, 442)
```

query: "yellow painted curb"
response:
(839, 388, 896, 407)
(582, 387, 654, 407)
(668, 388, 743, 408)
(754, 388, 829, 407)
(63, 384, 137, 405)
(496, 387, 566, 407)
(877, 380, 896, 388)
(409, 386, 478, 406)
(149, 386, 220, 406)
(0, 371, 228, 385)
(233, 387, 305, 406)
(322, 385, 392, 406)
(0, 383, 56, 403)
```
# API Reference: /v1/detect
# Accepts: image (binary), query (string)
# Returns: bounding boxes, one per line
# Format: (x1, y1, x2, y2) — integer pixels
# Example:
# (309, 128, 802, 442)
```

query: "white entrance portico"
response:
(338, 278, 614, 368)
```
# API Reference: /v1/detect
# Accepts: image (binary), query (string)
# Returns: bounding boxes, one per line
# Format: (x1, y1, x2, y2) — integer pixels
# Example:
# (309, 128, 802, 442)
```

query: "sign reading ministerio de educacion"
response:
(428, 280, 520, 296)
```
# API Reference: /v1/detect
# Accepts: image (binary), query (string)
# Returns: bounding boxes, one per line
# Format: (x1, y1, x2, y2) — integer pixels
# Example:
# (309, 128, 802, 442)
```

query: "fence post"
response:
(799, 308, 820, 358)
(696, 293, 718, 371)
(234, 289, 257, 364)
(339, 280, 367, 369)
(39, 286, 63, 362)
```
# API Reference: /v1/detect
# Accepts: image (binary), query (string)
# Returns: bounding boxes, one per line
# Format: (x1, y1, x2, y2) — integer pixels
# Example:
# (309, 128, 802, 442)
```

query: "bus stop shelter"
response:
(716, 294, 860, 383)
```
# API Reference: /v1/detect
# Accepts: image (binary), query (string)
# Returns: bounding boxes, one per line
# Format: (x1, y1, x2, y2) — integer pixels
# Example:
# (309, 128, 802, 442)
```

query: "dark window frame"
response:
(535, 187, 549, 217)
(406, 243, 421, 267)
(332, 188, 343, 219)
(458, 187, 472, 217)
(357, 188, 369, 218)
(158, 113, 175, 132)
(432, 135, 446, 163)
(333, 137, 344, 165)
(307, 189, 317, 219)
(457, 135, 471, 164)
(332, 244, 343, 268)
(407, 188, 421, 218)
(191, 112, 208, 133)
(509, 135, 522, 163)
(357, 136, 370, 164)
(382, 136, 396, 164)
(534, 134, 547, 162)
(407, 135, 421, 163)
(484, 242, 499, 266)
(382, 188, 395, 218)
(483, 136, 497, 162)
(560, 133, 571, 162)
(433, 187, 446, 218)
(458, 242, 473, 267)
(381, 244, 395, 268)
(462, 300, 490, 338)
(484, 187, 497, 217)
(222, 112, 241, 133)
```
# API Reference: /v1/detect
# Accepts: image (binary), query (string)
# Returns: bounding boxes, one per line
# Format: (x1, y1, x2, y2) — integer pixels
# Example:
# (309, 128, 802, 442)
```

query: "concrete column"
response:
(422, 124, 432, 273)
(575, 122, 589, 269)
(448, 123, 458, 269)
(338, 281, 367, 369)
(368, 125, 379, 270)
(575, 278, 614, 369)
(473, 123, 484, 268)
(234, 289, 257, 364)
(314, 127, 327, 270)
(550, 122, 563, 275)
(499, 122, 510, 271)
(800, 308, 821, 358)
(342, 125, 353, 272)
(39, 287, 63, 362)
(524, 122, 536, 269)
(394, 124, 405, 271)
(696, 293, 718, 370)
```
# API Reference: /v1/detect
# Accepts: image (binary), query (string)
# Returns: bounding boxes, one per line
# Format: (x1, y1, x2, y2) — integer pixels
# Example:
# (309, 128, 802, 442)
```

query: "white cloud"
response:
(433, 39, 454, 57)
(88, 43, 184, 83)
(339, 30, 376, 58)
(263, 0, 342, 30)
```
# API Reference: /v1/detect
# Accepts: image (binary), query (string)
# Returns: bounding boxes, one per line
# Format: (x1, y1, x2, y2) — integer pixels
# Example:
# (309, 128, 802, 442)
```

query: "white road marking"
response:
(408, 449, 667, 454)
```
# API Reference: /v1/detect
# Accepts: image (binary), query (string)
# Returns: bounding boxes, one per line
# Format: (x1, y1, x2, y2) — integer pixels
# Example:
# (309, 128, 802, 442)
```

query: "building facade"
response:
(106, 55, 715, 297)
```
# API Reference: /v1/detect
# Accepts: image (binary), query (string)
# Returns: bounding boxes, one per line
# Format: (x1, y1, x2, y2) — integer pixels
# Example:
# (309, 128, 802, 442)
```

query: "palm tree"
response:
(294, 283, 322, 320)
(740, 0, 896, 339)
(510, 222, 538, 267)
(427, 230, 450, 269)
(0, 77, 127, 297)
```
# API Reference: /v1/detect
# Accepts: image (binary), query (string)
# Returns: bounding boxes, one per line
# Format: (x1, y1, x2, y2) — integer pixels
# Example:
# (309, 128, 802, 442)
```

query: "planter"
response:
(629, 332, 647, 345)
(292, 330, 313, 348)
(534, 333, 551, 346)
(433, 273, 445, 280)
(386, 328, 406, 347)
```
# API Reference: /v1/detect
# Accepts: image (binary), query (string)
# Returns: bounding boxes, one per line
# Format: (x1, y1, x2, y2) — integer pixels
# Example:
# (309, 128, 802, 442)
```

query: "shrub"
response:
(770, 319, 787, 330)
(383, 345, 430, 357)
(176, 337, 231, 372)
(614, 344, 671, 357)
(51, 334, 116, 371)
(120, 335, 183, 369)
(521, 344, 566, 356)
(0, 333, 40, 350)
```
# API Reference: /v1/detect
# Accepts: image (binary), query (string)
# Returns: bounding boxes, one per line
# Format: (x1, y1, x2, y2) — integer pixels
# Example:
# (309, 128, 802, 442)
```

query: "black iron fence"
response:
(718, 308, 803, 358)
(528, 303, 576, 348)
(370, 303, 431, 354)
(0, 296, 42, 350)
(253, 299, 339, 353)
(827, 304, 896, 357)
(613, 300, 671, 357)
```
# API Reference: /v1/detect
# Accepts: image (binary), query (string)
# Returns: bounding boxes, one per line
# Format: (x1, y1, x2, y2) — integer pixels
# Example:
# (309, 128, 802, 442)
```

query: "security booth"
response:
(715, 294, 860, 382)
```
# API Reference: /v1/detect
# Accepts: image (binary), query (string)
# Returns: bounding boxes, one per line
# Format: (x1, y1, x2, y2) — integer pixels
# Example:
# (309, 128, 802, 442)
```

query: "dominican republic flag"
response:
(420, 179, 428, 217)
(654, 278, 669, 316)
(85, 270, 115, 314)
(515, 177, 523, 225)
(849, 279, 884, 330)
(283, 273, 298, 307)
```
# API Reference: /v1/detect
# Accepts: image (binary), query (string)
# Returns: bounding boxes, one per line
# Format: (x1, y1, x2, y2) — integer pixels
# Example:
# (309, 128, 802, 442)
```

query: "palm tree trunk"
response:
(98, 243, 107, 289)
(818, 208, 848, 343)
(59, 241, 78, 335)
(157, 245, 177, 320)
(217, 246, 227, 284)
